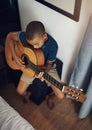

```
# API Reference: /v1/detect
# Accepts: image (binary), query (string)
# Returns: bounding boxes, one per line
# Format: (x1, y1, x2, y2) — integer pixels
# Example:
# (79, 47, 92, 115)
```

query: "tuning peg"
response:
(80, 89, 83, 92)
(71, 84, 75, 88)
(76, 96, 79, 100)
(76, 86, 79, 89)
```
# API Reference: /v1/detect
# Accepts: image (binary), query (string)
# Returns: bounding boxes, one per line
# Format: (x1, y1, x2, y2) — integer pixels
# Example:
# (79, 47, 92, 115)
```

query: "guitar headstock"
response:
(62, 86, 86, 103)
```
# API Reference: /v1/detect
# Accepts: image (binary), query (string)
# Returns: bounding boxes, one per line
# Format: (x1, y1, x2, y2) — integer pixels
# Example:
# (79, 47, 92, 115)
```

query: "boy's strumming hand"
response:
(14, 56, 25, 67)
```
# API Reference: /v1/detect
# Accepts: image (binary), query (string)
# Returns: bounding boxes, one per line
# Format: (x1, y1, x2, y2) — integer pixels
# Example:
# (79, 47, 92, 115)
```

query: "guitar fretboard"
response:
(26, 60, 63, 90)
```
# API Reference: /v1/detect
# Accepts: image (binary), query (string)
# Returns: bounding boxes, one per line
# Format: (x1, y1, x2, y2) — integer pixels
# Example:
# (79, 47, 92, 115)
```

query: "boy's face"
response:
(27, 33, 47, 49)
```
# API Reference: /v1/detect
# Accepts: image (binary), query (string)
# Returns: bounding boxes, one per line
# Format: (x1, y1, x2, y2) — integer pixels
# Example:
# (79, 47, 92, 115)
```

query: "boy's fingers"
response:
(35, 72, 44, 81)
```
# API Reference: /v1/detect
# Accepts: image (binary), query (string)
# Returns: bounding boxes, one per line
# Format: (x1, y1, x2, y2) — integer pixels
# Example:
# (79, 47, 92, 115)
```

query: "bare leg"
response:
(50, 84, 65, 99)
(17, 80, 31, 103)
(46, 84, 65, 109)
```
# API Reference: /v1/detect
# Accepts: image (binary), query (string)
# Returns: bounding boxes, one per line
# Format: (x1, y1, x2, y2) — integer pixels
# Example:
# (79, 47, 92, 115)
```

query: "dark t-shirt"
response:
(18, 31, 58, 63)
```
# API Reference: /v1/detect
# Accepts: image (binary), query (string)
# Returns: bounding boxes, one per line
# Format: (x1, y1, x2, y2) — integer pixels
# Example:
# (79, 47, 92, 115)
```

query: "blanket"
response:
(0, 96, 35, 130)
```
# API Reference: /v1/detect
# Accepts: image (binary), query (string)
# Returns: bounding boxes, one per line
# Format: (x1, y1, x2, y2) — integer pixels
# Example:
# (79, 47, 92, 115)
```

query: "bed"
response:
(0, 96, 35, 130)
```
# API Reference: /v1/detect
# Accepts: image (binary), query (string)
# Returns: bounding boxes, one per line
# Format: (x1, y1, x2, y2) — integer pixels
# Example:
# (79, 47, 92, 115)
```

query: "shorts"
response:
(20, 64, 61, 86)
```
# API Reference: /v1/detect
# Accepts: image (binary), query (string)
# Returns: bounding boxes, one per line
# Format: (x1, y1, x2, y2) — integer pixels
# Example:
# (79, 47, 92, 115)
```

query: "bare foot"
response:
(22, 97, 28, 104)
(46, 95, 55, 110)
(22, 92, 31, 104)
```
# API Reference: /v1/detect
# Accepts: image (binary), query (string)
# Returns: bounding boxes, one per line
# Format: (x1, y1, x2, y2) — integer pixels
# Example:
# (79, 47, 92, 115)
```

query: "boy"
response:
(5, 21, 65, 107)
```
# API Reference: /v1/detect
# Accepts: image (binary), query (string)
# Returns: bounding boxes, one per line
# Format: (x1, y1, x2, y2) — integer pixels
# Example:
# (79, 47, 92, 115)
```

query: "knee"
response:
(56, 92, 65, 99)
(17, 87, 25, 96)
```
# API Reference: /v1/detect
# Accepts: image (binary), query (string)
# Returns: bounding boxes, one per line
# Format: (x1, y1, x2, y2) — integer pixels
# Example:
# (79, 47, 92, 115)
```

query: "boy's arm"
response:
(5, 32, 25, 66)
(35, 61, 53, 81)
(44, 61, 53, 73)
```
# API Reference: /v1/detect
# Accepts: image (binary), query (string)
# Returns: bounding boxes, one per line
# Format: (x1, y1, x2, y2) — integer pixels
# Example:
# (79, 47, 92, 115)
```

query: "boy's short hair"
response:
(26, 21, 45, 40)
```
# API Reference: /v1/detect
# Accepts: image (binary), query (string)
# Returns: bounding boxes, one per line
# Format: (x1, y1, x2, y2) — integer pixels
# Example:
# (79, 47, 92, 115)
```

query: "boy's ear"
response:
(43, 33, 47, 39)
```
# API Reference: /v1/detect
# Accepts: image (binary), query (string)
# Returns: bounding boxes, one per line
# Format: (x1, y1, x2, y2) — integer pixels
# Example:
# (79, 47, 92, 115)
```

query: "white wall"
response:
(18, 0, 92, 83)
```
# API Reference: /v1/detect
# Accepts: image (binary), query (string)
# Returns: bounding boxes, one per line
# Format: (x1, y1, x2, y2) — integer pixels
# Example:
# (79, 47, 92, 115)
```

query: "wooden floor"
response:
(0, 82, 92, 130)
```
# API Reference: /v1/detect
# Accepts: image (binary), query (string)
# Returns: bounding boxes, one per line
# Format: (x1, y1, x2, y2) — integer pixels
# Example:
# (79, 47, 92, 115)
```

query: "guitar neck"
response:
(27, 61, 63, 90)
(43, 73, 63, 90)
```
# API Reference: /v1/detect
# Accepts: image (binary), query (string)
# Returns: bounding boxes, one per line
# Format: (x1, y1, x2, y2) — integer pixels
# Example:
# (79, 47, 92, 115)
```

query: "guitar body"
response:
(5, 41, 44, 78)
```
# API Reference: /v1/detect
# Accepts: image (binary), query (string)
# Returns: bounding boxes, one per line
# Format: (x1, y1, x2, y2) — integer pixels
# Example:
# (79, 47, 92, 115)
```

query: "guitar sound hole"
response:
(12, 56, 14, 61)
(21, 55, 28, 65)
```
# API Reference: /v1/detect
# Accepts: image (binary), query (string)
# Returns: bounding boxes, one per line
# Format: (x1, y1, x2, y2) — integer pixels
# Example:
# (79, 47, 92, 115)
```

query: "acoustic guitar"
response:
(5, 41, 86, 103)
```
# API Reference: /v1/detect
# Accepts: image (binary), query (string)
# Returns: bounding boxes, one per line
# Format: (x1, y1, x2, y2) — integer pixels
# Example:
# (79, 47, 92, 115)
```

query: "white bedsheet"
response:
(0, 96, 35, 130)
